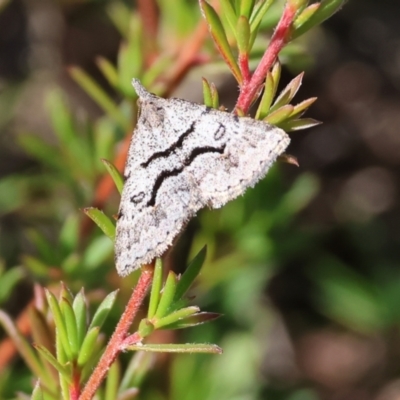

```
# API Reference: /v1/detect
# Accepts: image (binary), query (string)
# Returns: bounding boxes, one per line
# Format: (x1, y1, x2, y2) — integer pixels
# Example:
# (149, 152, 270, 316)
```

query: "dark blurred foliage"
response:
(1, 1, 400, 399)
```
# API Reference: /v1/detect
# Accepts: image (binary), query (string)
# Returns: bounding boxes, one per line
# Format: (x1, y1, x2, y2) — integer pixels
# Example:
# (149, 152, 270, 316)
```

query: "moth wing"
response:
(115, 166, 203, 276)
(187, 113, 290, 208)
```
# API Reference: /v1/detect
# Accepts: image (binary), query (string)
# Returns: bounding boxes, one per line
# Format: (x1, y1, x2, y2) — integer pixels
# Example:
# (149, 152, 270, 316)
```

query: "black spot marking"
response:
(141, 121, 196, 167)
(147, 145, 226, 206)
(233, 115, 239, 123)
(131, 192, 145, 204)
(117, 210, 123, 219)
(214, 124, 226, 140)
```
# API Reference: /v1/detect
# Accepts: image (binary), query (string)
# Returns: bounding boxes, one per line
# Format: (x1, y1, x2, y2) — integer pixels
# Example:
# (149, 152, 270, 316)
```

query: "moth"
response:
(115, 79, 290, 276)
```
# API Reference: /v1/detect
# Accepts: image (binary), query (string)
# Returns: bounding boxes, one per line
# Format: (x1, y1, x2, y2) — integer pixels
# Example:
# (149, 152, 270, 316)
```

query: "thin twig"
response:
(79, 266, 154, 400)
(234, 2, 297, 114)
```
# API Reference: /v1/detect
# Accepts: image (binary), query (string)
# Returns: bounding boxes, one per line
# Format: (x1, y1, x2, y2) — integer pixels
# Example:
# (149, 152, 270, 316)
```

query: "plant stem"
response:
(234, 2, 297, 114)
(79, 266, 154, 400)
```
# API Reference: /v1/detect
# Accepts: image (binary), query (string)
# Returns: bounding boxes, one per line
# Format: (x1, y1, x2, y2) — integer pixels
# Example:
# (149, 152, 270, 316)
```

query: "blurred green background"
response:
(1, 0, 400, 399)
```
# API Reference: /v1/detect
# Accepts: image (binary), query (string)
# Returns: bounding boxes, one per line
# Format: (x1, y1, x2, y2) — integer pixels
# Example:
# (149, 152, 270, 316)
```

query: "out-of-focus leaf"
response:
(311, 257, 386, 333)
(97, 57, 119, 89)
(59, 214, 79, 255)
(30, 380, 44, 400)
(0, 266, 25, 304)
(26, 230, 55, 264)
(107, 1, 131, 37)
(34, 345, 70, 378)
(18, 135, 62, 171)
(0, 310, 47, 380)
(82, 235, 113, 270)
(101, 159, 124, 194)
(69, 67, 129, 131)
(83, 208, 116, 240)
(118, 16, 143, 97)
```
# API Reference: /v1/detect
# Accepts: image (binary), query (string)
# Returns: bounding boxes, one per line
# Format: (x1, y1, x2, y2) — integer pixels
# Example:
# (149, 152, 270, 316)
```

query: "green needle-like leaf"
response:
(264, 104, 294, 125)
(270, 72, 304, 113)
(154, 306, 200, 329)
(126, 343, 222, 354)
(148, 259, 163, 319)
(96, 56, 119, 89)
(0, 310, 47, 381)
(281, 118, 321, 132)
(174, 246, 207, 302)
(45, 290, 73, 360)
(34, 345, 71, 379)
(291, 0, 348, 40)
(237, 15, 251, 56)
(219, 0, 237, 36)
(155, 271, 177, 319)
(60, 298, 79, 358)
(249, 0, 274, 30)
(161, 311, 221, 330)
(73, 289, 88, 347)
(292, 3, 320, 31)
(256, 72, 274, 120)
(102, 159, 124, 194)
(69, 66, 129, 131)
(118, 17, 143, 98)
(89, 290, 118, 331)
(290, 97, 317, 119)
(240, 0, 255, 20)
(200, 0, 242, 83)
(210, 83, 220, 109)
(83, 207, 116, 240)
(202, 78, 213, 108)
(77, 327, 100, 367)
(105, 362, 120, 400)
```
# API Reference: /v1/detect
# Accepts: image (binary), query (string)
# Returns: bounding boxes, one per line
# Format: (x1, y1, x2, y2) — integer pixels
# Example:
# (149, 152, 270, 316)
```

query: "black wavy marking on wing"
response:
(141, 121, 196, 168)
(147, 145, 226, 206)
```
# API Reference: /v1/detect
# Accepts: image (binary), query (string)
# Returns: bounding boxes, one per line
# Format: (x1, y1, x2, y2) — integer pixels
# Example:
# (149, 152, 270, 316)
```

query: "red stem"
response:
(234, 2, 297, 114)
(79, 266, 154, 400)
(70, 369, 81, 400)
(238, 53, 251, 84)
